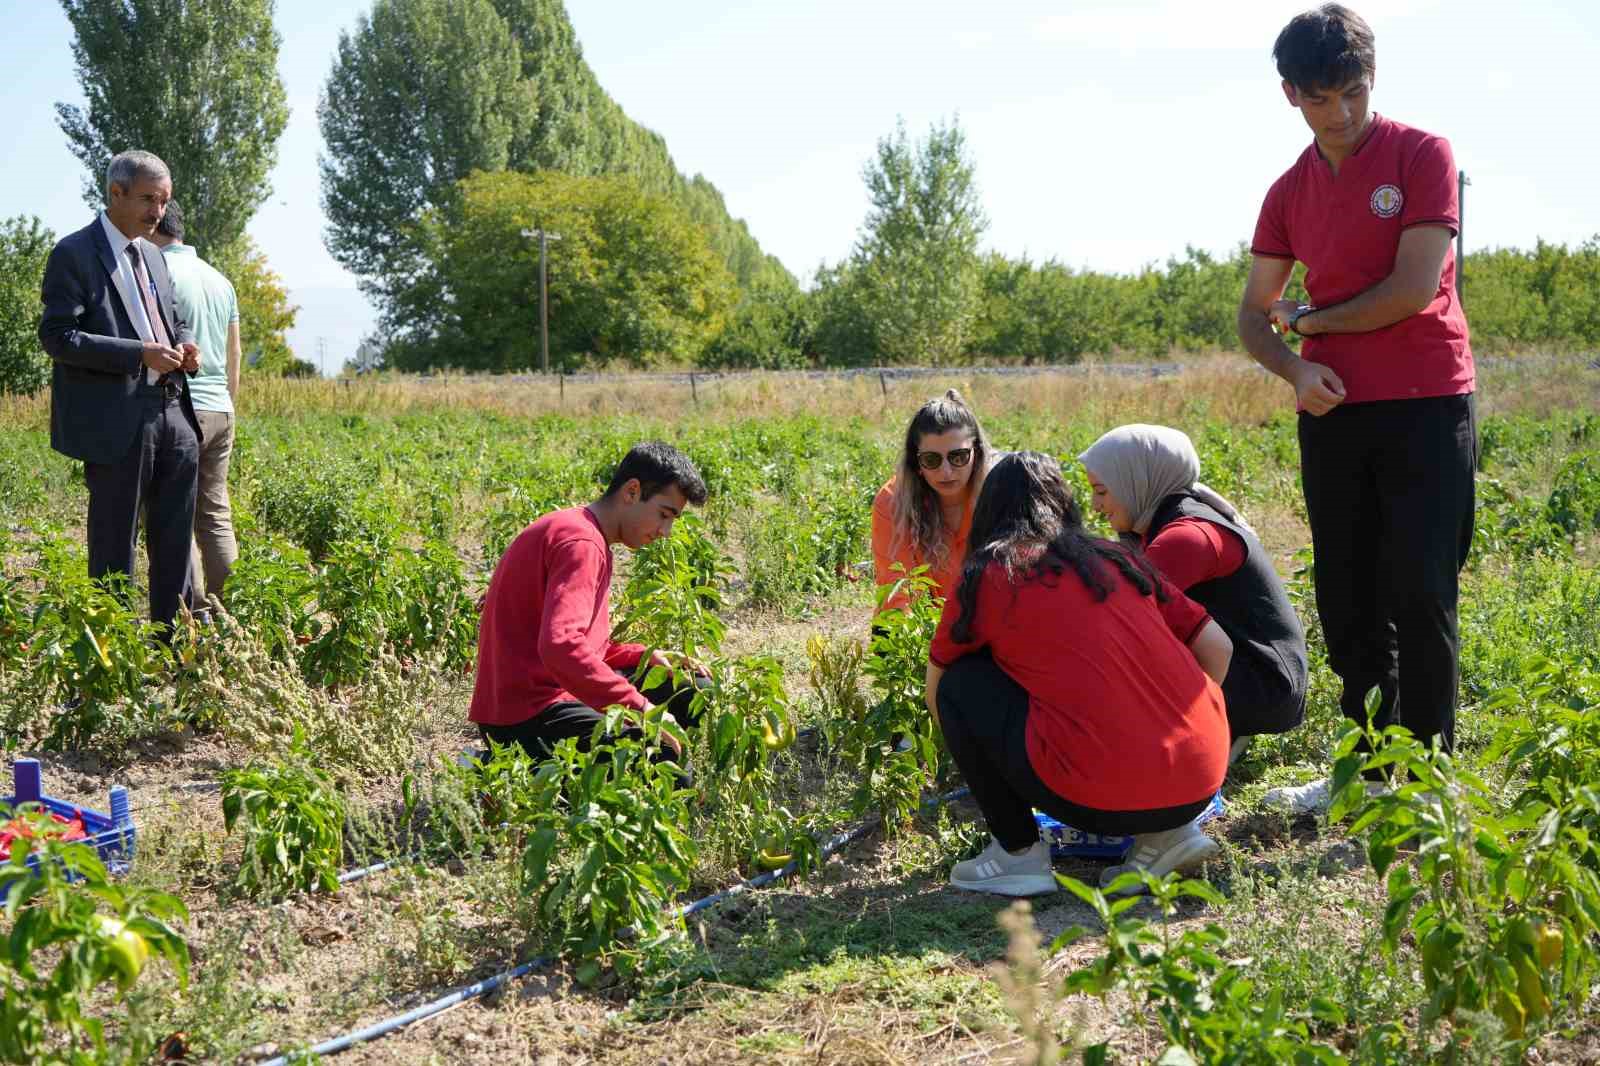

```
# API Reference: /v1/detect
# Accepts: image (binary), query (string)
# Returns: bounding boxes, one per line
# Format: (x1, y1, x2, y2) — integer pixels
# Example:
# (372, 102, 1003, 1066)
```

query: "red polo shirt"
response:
(929, 552, 1227, 812)
(1144, 518, 1246, 591)
(1251, 114, 1474, 405)
(469, 506, 648, 728)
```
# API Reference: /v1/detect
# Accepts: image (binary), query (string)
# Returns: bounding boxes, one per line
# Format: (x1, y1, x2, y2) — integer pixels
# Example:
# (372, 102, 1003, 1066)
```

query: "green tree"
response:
(55, 0, 289, 257)
(700, 280, 813, 370)
(851, 117, 987, 365)
(489, 0, 792, 293)
(322, 0, 791, 351)
(0, 216, 55, 395)
(394, 170, 734, 371)
(319, 0, 535, 326)
(807, 261, 879, 367)
(211, 237, 300, 376)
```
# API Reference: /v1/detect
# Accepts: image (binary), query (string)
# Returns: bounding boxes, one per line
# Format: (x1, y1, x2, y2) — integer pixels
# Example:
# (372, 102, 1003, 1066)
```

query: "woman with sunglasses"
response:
(870, 389, 995, 612)
(1079, 425, 1307, 766)
(927, 452, 1232, 897)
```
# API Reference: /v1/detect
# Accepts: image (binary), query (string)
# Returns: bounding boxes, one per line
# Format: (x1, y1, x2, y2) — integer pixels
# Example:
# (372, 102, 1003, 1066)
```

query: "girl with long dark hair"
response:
(926, 452, 1232, 896)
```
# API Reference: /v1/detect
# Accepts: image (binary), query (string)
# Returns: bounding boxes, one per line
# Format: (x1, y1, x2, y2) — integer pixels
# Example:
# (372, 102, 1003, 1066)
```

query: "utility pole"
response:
(521, 228, 564, 373)
(1457, 170, 1471, 309)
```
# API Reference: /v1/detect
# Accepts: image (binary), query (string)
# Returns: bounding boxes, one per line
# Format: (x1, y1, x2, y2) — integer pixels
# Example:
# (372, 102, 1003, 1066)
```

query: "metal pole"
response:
(1457, 170, 1470, 309)
(522, 227, 561, 373)
(538, 231, 550, 374)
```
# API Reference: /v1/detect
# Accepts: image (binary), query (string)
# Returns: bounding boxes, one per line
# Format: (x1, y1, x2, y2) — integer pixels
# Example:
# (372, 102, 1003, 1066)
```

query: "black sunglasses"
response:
(916, 447, 974, 471)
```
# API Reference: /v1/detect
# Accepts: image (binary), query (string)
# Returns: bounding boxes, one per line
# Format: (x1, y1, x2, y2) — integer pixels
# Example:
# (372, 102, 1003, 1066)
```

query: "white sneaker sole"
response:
(949, 873, 1058, 897)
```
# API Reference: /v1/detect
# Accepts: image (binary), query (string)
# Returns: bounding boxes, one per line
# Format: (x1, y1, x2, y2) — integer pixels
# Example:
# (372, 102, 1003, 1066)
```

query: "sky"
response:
(4, 0, 1596, 375)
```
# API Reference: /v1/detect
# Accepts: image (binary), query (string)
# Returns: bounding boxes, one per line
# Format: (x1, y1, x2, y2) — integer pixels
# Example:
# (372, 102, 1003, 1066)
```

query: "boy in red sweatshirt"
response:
(469, 441, 709, 763)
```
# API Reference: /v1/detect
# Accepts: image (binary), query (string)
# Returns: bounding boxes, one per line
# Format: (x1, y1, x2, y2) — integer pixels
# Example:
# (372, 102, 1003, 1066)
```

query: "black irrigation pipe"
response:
(256, 786, 971, 1066)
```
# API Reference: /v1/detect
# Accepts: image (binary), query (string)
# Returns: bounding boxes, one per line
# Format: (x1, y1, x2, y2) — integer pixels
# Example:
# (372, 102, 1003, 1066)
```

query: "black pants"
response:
(1298, 393, 1477, 754)
(1221, 651, 1305, 740)
(936, 653, 1214, 852)
(479, 674, 706, 766)
(85, 389, 199, 636)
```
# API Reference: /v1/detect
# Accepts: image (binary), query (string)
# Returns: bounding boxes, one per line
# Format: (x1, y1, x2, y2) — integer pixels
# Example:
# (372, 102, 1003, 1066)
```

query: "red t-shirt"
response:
(1144, 517, 1246, 591)
(469, 506, 648, 727)
(1252, 114, 1474, 405)
(929, 552, 1228, 811)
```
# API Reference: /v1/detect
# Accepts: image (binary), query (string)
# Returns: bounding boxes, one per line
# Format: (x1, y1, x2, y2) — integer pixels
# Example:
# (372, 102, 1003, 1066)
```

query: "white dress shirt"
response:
(98, 211, 160, 383)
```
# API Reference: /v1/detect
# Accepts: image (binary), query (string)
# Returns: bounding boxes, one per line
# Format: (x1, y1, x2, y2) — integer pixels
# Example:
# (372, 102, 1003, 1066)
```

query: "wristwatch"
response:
(1287, 304, 1316, 335)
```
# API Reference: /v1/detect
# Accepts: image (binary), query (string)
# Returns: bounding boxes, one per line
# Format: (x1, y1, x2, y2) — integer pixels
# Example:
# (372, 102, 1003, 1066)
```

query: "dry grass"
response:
(3, 352, 1591, 435)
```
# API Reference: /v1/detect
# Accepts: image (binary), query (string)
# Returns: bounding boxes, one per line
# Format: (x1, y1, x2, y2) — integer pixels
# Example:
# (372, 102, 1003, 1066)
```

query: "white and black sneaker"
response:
(949, 837, 1057, 897)
(1099, 821, 1221, 895)
(1262, 776, 1390, 817)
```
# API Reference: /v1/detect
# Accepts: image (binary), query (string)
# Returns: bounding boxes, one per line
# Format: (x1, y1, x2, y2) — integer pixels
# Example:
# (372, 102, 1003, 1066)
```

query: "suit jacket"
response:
(39, 218, 202, 466)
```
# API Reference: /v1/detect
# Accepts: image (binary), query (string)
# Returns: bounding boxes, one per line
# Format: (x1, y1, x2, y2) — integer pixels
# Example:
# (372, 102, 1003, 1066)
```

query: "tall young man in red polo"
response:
(1237, 4, 1476, 814)
(470, 442, 709, 764)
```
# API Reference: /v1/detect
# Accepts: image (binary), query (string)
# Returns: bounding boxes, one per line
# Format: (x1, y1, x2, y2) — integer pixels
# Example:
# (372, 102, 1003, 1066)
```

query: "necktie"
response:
(125, 243, 173, 385)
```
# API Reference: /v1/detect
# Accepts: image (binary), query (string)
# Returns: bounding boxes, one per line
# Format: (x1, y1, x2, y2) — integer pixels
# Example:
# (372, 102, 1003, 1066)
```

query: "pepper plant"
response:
(519, 708, 697, 981)
(220, 728, 349, 900)
(0, 811, 189, 1065)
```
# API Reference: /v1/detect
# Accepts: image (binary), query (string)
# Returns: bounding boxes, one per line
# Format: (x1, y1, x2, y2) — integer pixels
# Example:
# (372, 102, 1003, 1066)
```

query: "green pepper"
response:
(92, 915, 150, 992)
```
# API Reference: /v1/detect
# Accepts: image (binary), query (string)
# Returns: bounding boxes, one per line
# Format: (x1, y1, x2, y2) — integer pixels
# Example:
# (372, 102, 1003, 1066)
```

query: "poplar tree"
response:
(318, 0, 535, 320)
(853, 117, 987, 365)
(55, 0, 289, 257)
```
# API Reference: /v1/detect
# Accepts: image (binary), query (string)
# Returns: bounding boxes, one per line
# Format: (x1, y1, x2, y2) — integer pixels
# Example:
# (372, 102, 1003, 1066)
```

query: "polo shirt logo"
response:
(1370, 184, 1404, 218)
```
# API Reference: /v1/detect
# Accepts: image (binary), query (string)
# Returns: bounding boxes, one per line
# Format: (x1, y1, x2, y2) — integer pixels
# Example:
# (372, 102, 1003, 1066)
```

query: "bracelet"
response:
(1287, 304, 1316, 335)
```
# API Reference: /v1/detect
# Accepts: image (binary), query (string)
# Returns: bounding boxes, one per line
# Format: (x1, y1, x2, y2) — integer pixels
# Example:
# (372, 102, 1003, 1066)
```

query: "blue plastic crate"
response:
(1035, 790, 1226, 860)
(1, 759, 135, 889)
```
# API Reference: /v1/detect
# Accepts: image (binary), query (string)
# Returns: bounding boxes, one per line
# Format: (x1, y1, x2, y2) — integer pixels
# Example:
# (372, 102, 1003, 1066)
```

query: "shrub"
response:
(0, 216, 53, 396)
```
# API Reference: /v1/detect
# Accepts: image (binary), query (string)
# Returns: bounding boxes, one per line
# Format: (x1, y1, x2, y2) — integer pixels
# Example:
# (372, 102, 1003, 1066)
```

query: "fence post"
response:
(691, 372, 699, 404)
(878, 370, 888, 398)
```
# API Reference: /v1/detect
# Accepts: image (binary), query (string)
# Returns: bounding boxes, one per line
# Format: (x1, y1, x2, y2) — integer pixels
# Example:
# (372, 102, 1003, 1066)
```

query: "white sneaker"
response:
(1228, 736, 1252, 766)
(1099, 821, 1221, 893)
(1262, 776, 1389, 817)
(950, 837, 1057, 897)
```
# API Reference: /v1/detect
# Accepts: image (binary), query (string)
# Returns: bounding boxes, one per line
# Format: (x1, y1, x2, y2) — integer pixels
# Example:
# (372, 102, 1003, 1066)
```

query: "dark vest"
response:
(1146, 493, 1308, 736)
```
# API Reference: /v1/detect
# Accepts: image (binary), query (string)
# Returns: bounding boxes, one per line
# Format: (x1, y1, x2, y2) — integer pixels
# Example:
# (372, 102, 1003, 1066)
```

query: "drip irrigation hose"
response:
(255, 957, 552, 1066)
(256, 786, 969, 1064)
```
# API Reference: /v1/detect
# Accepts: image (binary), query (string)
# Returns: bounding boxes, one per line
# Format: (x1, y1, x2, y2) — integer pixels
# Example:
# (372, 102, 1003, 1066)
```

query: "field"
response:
(2, 354, 1599, 1065)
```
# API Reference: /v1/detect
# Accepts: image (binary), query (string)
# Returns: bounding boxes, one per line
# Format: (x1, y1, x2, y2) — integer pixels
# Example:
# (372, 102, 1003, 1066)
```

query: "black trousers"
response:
(936, 653, 1214, 852)
(479, 674, 706, 766)
(84, 389, 199, 635)
(1298, 393, 1477, 754)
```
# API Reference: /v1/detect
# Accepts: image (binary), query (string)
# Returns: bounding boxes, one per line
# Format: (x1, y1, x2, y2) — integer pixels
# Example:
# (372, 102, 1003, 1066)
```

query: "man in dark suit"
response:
(39, 149, 204, 636)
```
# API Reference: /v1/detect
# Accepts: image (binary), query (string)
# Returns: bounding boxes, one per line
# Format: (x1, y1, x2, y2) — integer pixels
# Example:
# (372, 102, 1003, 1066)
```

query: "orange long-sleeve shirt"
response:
(869, 478, 974, 613)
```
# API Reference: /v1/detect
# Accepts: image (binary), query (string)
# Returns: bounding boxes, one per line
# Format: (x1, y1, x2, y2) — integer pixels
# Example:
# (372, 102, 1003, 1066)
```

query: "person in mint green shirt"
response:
(152, 202, 240, 609)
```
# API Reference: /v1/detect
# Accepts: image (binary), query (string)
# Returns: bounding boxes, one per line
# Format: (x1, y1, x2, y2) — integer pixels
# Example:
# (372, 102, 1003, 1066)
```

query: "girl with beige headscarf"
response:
(1080, 425, 1308, 764)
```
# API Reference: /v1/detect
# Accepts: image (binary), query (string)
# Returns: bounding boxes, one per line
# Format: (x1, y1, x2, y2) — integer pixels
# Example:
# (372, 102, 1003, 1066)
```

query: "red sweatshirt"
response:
(469, 506, 648, 727)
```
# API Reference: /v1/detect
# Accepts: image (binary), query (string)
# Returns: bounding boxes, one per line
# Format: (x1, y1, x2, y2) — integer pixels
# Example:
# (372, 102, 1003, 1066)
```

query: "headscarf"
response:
(1078, 424, 1252, 537)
